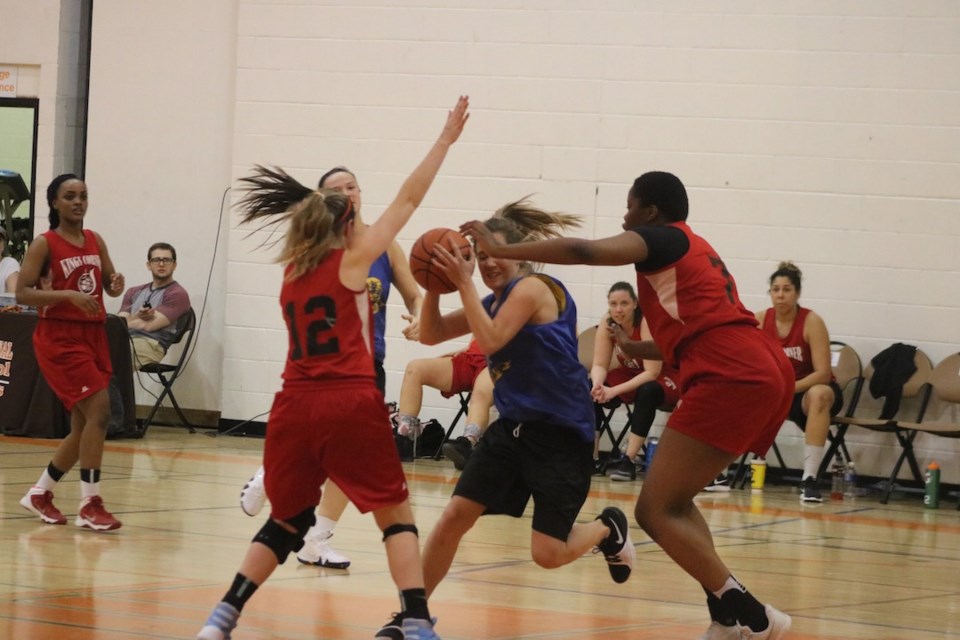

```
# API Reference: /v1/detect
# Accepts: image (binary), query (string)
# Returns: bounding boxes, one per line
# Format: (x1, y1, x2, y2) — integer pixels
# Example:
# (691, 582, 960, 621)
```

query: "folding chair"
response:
(577, 325, 628, 454)
(138, 307, 197, 435)
(889, 352, 960, 509)
(830, 345, 933, 503)
(816, 341, 866, 478)
(432, 390, 471, 460)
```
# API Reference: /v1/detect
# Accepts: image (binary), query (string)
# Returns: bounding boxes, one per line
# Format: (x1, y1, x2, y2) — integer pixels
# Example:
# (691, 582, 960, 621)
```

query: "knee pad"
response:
(252, 508, 315, 564)
(382, 523, 418, 542)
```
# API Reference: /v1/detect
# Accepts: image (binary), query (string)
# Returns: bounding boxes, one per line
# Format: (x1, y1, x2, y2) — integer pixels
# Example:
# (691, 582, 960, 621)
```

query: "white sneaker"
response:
(239, 466, 266, 516)
(740, 604, 791, 639)
(696, 621, 741, 640)
(296, 529, 351, 569)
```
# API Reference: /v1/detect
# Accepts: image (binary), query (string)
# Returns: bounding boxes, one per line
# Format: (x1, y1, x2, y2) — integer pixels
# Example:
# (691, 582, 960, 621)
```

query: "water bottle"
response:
(924, 461, 941, 509)
(830, 455, 845, 501)
(843, 458, 858, 499)
(645, 437, 658, 467)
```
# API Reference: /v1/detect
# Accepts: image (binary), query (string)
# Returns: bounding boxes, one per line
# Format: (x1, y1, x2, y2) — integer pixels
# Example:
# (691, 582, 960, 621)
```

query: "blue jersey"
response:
(482, 274, 594, 442)
(366, 252, 392, 363)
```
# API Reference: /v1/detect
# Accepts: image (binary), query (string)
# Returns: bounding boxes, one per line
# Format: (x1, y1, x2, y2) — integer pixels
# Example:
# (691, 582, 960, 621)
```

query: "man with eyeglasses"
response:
(118, 242, 191, 367)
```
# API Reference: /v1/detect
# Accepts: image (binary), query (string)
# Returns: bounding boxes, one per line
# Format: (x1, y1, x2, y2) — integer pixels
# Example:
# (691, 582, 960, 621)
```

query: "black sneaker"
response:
(609, 457, 637, 482)
(374, 612, 404, 640)
(800, 476, 823, 503)
(592, 458, 607, 476)
(442, 436, 473, 471)
(595, 506, 634, 583)
(703, 474, 731, 492)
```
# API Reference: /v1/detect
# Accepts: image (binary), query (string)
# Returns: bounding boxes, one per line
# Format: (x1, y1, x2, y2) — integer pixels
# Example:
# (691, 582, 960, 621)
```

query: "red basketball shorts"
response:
(667, 324, 793, 456)
(264, 380, 409, 521)
(441, 349, 487, 398)
(33, 319, 112, 412)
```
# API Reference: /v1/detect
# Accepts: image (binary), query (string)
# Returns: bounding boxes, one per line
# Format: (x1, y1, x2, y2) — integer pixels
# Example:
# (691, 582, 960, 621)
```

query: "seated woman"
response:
(757, 261, 843, 503)
(396, 338, 494, 470)
(0, 227, 20, 295)
(590, 281, 677, 481)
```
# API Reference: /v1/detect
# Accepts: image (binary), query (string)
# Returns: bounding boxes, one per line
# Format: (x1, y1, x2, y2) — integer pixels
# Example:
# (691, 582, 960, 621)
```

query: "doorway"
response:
(0, 97, 39, 263)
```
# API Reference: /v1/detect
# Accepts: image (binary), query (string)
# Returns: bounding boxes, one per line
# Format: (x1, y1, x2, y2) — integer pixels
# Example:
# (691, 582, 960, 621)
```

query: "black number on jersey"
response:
(284, 296, 339, 360)
(708, 255, 735, 304)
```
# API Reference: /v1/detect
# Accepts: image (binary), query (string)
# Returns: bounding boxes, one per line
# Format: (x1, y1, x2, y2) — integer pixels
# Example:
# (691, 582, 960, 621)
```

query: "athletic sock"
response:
(803, 444, 825, 480)
(79, 469, 101, 499)
(715, 576, 768, 632)
(703, 585, 738, 626)
(36, 462, 66, 491)
(223, 573, 259, 612)
(399, 588, 430, 621)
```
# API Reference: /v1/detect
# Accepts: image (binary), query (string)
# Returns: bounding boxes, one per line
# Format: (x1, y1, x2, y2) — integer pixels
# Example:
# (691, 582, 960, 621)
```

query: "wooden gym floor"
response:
(1, 427, 958, 639)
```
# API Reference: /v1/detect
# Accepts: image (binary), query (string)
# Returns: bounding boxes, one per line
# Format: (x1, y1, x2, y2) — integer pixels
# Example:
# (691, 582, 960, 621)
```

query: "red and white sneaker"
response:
(75, 496, 122, 531)
(20, 489, 67, 525)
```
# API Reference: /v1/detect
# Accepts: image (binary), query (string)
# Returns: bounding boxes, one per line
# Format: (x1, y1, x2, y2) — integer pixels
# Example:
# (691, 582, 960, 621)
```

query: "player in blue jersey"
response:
(408, 201, 634, 614)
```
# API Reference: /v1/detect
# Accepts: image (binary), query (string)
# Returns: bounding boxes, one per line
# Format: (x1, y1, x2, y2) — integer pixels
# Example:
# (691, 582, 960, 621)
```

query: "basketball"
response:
(409, 228, 472, 294)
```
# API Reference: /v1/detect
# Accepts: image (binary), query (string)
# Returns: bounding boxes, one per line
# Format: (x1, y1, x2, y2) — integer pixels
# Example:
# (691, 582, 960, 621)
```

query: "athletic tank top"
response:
(40, 229, 105, 322)
(280, 249, 375, 385)
(613, 322, 644, 370)
(367, 251, 392, 363)
(483, 274, 594, 442)
(760, 306, 829, 381)
(632, 221, 756, 367)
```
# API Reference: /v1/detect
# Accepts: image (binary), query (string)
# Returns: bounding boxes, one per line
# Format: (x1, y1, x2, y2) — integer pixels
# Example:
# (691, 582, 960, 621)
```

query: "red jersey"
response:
(279, 249, 376, 385)
(613, 322, 644, 371)
(633, 222, 756, 367)
(760, 306, 833, 382)
(40, 229, 106, 322)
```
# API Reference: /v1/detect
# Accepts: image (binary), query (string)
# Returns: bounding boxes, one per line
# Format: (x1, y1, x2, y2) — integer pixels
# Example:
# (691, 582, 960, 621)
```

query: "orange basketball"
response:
(409, 228, 472, 294)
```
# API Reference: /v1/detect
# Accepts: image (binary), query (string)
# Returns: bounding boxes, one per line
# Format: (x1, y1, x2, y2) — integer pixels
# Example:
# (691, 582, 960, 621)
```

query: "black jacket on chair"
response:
(869, 342, 917, 420)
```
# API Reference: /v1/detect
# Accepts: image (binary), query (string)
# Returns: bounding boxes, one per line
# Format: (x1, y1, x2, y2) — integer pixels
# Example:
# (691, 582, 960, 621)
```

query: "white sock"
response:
(803, 444, 825, 480)
(314, 515, 337, 539)
(35, 469, 59, 492)
(463, 422, 481, 441)
(80, 480, 100, 500)
(712, 575, 746, 599)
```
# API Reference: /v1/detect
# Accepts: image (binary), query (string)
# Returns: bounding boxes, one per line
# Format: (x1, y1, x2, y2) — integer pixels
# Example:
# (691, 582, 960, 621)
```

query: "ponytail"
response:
(236, 165, 354, 281)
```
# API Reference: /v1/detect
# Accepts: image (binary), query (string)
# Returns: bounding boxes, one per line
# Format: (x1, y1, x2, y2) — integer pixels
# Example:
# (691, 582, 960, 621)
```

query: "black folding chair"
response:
(433, 391, 471, 460)
(138, 308, 197, 435)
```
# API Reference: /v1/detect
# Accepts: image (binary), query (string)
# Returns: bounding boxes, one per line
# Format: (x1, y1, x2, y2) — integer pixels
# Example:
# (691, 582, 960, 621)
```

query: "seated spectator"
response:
(590, 282, 677, 481)
(118, 243, 191, 367)
(0, 226, 20, 295)
(757, 261, 842, 503)
(396, 338, 494, 470)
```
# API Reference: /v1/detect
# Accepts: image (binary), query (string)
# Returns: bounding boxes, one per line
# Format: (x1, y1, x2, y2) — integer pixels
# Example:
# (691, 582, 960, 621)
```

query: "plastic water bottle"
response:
(830, 456, 845, 501)
(924, 461, 941, 509)
(645, 437, 658, 467)
(843, 458, 858, 499)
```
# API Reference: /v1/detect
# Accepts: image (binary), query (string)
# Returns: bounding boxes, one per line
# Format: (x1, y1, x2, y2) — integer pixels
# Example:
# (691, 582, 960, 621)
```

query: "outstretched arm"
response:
(350, 96, 470, 266)
(461, 223, 650, 267)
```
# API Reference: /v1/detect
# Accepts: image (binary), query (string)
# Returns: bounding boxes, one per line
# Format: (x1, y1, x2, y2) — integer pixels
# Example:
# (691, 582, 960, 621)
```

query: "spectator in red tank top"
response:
(756, 261, 843, 504)
(462, 171, 794, 640)
(16, 174, 126, 532)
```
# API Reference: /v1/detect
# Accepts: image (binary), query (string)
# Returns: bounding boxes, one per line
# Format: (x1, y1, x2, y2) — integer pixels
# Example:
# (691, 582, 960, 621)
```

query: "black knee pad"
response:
(252, 508, 315, 564)
(382, 523, 418, 542)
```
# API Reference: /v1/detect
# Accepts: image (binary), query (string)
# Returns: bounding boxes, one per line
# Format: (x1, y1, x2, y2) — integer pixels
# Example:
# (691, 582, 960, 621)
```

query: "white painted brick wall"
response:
(22, 1, 955, 482)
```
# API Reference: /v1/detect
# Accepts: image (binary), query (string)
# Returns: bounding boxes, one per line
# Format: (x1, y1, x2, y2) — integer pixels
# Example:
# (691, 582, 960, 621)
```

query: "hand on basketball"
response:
(431, 239, 475, 291)
(438, 95, 470, 146)
(460, 221, 504, 258)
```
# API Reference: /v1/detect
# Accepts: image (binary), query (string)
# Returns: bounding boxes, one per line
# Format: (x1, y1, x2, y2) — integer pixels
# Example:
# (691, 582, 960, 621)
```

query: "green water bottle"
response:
(924, 461, 940, 509)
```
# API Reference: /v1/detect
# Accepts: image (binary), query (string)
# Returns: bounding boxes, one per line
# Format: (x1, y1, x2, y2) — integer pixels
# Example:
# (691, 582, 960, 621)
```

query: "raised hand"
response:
(438, 95, 470, 146)
(460, 220, 505, 258)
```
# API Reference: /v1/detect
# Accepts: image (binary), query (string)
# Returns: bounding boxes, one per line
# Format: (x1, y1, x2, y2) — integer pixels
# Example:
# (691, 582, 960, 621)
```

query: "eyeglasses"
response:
(149, 257, 175, 264)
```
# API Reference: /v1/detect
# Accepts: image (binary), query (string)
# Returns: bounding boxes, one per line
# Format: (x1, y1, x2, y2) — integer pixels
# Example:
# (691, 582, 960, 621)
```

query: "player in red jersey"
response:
(16, 174, 126, 532)
(196, 96, 468, 640)
(463, 171, 794, 640)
